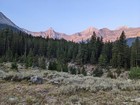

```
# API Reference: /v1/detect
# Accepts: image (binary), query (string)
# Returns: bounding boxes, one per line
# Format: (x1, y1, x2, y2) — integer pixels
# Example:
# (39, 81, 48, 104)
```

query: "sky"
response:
(0, 0, 140, 34)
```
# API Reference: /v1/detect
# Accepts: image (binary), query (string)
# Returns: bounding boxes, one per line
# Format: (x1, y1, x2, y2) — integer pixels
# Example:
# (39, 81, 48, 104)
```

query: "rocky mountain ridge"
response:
(27, 26, 140, 42)
(0, 12, 140, 42)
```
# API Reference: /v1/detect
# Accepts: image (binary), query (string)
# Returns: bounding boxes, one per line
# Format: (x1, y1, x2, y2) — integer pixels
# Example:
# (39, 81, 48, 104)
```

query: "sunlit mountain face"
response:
(0, 12, 140, 43)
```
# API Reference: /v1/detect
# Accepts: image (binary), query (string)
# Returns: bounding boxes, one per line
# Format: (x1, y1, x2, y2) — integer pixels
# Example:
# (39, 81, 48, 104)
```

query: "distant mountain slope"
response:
(0, 12, 140, 43)
(0, 12, 22, 31)
(28, 26, 140, 42)
(127, 37, 140, 46)
(24, 27, 69, 39)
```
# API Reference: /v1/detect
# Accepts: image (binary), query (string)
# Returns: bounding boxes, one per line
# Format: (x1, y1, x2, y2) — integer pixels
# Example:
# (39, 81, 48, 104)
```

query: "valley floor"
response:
(0, 63, 140, 105)
(1, 81, 140, 105)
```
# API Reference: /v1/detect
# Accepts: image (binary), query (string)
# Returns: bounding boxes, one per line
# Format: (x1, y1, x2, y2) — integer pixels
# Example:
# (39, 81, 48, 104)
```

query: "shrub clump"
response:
(129, 67, 140, 79)
(93, 67, 103, 77)
(11, 62, 18, 71)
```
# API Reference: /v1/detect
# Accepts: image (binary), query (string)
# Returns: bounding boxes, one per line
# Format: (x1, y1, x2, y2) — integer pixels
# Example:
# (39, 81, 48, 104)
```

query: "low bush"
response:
(107, 70, 118, 79)
(11, 62, 18, 70)
(93, 67, 103, 77)
(129, 67, 140, 79)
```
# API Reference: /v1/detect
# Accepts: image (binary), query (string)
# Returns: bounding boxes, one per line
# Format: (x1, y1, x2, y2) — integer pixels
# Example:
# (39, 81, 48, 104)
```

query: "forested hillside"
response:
(0, 28, 140, 71)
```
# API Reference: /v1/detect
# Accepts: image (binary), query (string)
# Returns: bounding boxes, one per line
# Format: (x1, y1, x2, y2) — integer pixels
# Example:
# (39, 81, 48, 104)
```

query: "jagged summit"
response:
(47, 27, 54, 31)
(87, 26, 98, 30)
(45, 27, 56, 38)
(83, 26, 98, 33)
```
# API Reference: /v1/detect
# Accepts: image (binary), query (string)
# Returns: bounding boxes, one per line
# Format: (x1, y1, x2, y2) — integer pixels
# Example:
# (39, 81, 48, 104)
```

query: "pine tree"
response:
(48, 61, 57, 70)
(131, 37, 140, 67)
(38, 56, 46, 69)
(99, 54, 107, 66)
(90, 51, 97, 64)
(111, 31, 130, 68)
(101, 42, 112, 64)
(81, 67, 87, 76)
(25, 49, 34, 68)
(32, 55, 39, 67)
(76, 44, 83, 64)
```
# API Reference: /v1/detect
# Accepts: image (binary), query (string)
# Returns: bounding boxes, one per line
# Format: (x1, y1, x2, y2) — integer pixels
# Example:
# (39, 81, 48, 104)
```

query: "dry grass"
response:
(1, 63, 140, 105)
(1, 79, 140, 105)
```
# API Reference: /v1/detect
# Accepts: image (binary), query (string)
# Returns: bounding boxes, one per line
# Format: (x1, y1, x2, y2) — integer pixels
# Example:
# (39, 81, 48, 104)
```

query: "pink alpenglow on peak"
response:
(0, 12, 140, 42)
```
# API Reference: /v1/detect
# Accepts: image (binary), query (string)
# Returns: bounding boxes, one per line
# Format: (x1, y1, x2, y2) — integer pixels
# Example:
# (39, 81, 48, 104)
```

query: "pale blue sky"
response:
(0, 0, 140, 34)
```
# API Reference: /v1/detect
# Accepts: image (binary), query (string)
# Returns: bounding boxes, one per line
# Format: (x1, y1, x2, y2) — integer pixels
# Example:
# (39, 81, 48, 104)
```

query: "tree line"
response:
(0, 28, 139, 70)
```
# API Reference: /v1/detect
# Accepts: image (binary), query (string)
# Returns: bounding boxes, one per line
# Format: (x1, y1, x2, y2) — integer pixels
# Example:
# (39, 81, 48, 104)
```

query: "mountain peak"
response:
(48, 27, 54, 31)
(86, 26, 98, 31)
(82, 26, 98, 34)
(116, 26, 129, 30)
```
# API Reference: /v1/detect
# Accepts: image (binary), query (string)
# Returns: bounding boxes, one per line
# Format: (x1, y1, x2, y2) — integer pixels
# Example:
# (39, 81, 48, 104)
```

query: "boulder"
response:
(8, 97, 19, 104)
(30, 76, 43, 84)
